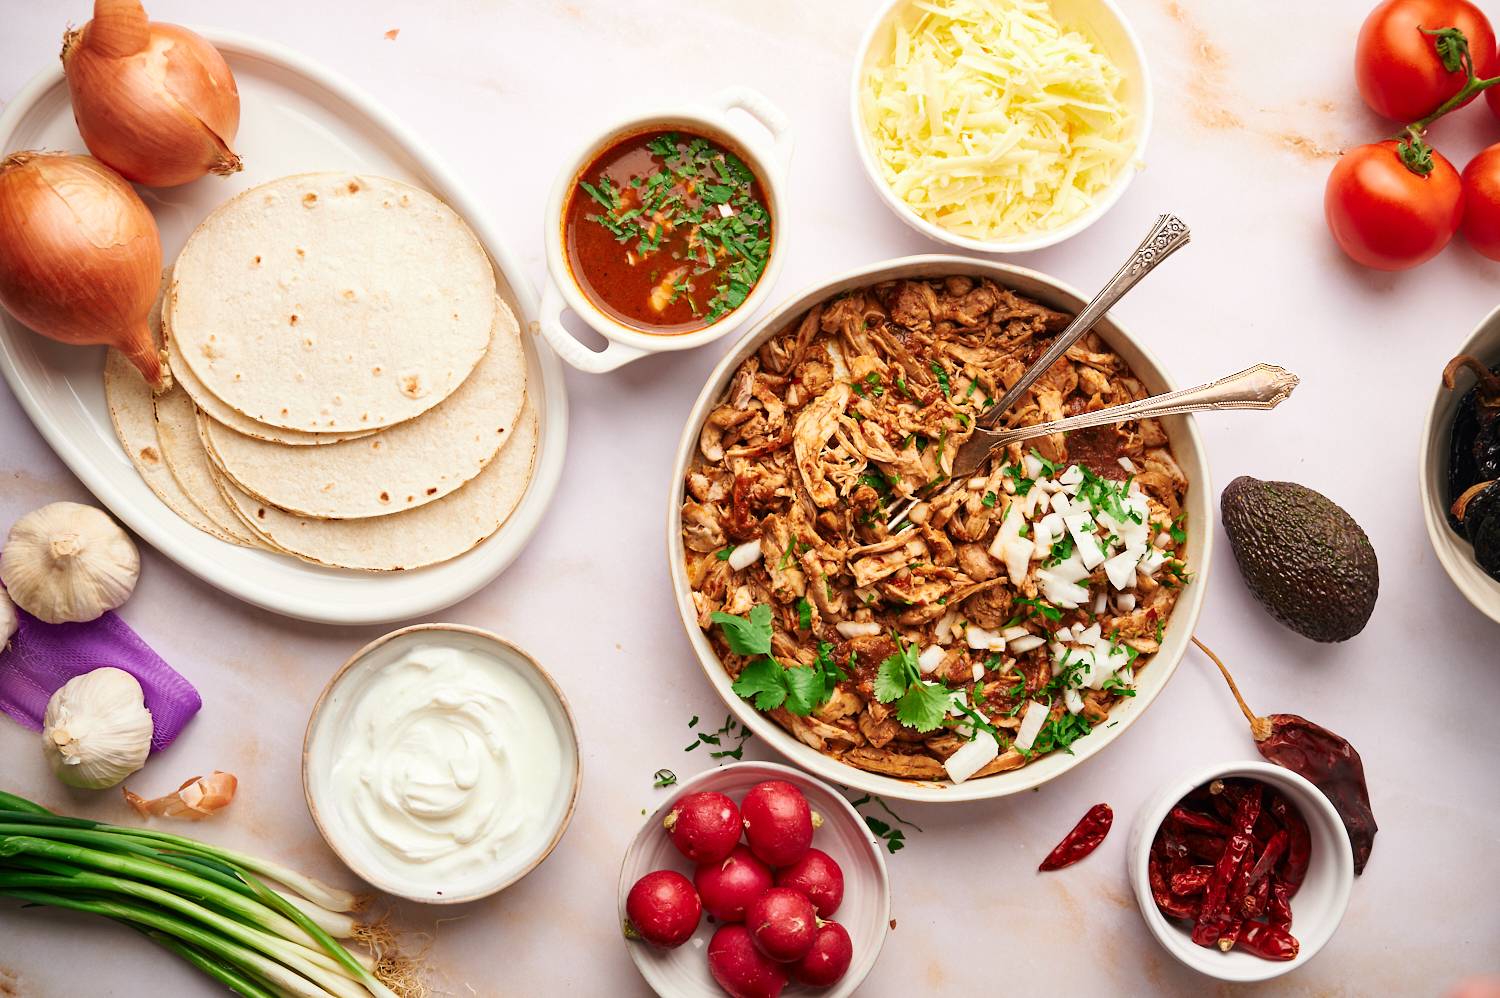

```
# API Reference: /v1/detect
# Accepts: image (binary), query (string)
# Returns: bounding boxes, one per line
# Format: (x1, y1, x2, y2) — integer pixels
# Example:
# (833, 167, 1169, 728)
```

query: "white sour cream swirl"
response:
(325, 644, 564, 896)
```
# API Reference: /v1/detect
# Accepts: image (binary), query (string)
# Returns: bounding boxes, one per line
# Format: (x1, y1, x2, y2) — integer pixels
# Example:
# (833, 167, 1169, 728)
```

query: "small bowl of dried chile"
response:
(1127, 760, 1353, 982)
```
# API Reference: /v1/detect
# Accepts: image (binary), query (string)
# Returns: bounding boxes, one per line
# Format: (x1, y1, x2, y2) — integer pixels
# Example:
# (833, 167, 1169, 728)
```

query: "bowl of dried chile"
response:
(1127, 760, 1353, 982)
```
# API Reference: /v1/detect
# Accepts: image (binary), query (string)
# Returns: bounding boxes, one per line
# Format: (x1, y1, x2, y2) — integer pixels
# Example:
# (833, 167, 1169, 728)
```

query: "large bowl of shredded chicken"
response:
(670, 257, 1212, 802)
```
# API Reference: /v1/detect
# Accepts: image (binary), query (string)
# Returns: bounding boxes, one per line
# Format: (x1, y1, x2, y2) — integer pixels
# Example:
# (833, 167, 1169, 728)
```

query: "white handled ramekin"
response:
(540, 86, 794, 373)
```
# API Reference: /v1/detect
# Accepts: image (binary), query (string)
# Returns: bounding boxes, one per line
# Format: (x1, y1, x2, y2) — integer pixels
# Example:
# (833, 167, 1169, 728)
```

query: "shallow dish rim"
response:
(302, 622, 582, 905)
(847, 0, 1155, 254)
(665, 254, 1213, 803)
(1418, 302, 1500, 626)
(1125, 759, 1354, 982)
(616, 760, 891, 997)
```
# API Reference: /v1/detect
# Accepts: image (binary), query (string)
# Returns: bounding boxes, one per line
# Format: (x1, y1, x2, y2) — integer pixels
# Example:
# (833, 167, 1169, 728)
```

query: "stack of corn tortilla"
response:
(104, 173, 535, 572)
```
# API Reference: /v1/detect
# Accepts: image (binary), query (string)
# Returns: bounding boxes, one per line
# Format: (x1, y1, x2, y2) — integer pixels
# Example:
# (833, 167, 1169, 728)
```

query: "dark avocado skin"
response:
(1220, 476, 1380, 642)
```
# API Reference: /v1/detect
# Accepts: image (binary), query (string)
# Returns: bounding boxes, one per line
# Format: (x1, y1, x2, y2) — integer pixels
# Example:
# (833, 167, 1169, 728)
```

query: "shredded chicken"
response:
(682, 278, 1190, 782)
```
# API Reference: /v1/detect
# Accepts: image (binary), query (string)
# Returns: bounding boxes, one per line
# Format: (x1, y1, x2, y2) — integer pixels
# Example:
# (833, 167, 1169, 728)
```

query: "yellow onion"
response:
(0, 152, 165, 388)
(61, 0, 241, 187)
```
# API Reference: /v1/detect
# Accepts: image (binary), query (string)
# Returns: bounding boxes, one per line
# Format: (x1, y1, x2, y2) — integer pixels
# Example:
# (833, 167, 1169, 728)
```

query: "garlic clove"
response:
(1, 502, 140, 623)
(0, 586, 16, 648)
(41, 667, 153, 790)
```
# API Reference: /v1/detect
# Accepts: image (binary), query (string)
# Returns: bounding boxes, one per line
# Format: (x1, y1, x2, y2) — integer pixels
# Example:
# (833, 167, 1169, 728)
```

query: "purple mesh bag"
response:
(0, 603, 201, 752)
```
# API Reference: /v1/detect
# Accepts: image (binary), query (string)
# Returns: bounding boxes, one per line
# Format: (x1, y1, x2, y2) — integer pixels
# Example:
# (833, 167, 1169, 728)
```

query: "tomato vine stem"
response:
(1391, 24, 1500, 176)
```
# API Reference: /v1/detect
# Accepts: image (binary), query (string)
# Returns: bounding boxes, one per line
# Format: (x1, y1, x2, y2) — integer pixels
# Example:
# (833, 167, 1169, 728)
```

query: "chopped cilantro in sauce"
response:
(566, 130, 772, 332)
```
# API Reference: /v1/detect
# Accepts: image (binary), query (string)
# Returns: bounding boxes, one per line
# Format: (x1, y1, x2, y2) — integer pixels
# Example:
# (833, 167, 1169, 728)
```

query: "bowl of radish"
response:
(618, 761, 891, 998)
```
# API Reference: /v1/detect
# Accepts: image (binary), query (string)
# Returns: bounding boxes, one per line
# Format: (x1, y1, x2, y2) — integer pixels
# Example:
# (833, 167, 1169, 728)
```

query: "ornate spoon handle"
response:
(981, 213, 1191, 429)
(978, 364, 1301, 450)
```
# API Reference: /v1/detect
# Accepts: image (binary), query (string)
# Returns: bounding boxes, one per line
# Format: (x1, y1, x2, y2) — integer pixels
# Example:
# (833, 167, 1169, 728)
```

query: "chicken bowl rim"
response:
(666, 254, 1213, 803)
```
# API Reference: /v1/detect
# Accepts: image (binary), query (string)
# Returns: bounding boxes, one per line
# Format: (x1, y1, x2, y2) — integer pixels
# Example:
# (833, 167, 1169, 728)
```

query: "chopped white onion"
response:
(1013, 701, 1049, 751)
(1059, 464, 1084, 487)
(935, 608, 959, 645)
(1118, 456, 1137, 473)
(944, 732, 1000, 784)
(1023, 453, 1044, 478)
(1115, 592, 1137, 612)
(1000, 625, 1029, 642)
(1104, 547, 1144, 590)
(1063, 687, 1085, 714)
(835, 620, 882, 638)
(1156, 532, 1172, 548)
(918, 644, 945, 674)
(1092, 591, 1107, 615)
(968, 477, 989, 490)
(972, 661, 985, 682)
(1076, 623, 1102, 646)
(1008, 634, 1046, 653)
(727, 540, 762, 571)
(966, 625, 1000, 650)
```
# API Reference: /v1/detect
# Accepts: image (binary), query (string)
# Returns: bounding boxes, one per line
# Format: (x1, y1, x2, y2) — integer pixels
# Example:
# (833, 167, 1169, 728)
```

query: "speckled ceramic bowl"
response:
(1419, 303, 1500, 626)
(1127, 760, 1353, 983)
(667, 255, 1213, 803)
(303, 623, 581, 904)
(850, 0, 1153, 253)
(618, 762, 890, 997)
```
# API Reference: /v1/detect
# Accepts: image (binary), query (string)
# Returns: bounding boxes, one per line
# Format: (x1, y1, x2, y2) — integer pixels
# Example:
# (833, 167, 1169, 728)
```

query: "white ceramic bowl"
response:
(539, 86, 794, 373)
(849, 0, 1153, 254)
(1419, 303, 1500, 626)
(618, 762, 890, 998)
(303, 624, 581, 904)
(1126, 760, 1353, 983)
(667, 256, 1212, 802)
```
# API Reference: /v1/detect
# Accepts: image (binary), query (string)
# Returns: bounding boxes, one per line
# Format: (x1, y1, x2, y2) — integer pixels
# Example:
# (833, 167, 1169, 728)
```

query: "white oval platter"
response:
(0, 31, 567, 625)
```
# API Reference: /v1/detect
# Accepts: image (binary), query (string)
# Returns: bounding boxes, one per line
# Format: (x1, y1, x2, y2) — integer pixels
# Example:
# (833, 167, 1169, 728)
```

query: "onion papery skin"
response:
(0, 152, 164, 388)
(62, 0, 241, 188)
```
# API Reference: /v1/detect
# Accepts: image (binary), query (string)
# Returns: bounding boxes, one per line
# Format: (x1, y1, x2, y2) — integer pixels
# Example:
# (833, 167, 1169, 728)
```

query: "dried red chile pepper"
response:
(1149, 777, 1306, 962)
(1195, 639, 1378, 873)
(1038, 803, 1112, 871)
(1192, 783, 1261, 948)
(1238, 922, 1300, 961)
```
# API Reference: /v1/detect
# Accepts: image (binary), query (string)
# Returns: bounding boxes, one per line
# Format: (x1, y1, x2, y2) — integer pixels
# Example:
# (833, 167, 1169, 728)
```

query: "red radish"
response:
(741, 781, 820, 868)
(623, 870, 700, 949)
(664, 791, 741, 864)
(746, 887, 817, 962)
(696, 845, 774, 922)
(774, 848, 844, 918)
(790, 921, 853, 988)
(707, 923, 788, 998)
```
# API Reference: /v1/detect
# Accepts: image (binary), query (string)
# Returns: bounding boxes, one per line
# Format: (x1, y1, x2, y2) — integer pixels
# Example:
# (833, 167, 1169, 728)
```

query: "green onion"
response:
(0, 791, 403, 997)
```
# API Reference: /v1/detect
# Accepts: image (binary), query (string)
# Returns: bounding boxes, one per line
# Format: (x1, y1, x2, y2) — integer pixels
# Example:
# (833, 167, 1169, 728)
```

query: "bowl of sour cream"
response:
(303, 623, 581, 904)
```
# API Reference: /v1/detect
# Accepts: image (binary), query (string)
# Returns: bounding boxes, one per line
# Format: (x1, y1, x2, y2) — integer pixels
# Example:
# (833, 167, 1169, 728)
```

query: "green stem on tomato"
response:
(1391, 24, 1500, 178)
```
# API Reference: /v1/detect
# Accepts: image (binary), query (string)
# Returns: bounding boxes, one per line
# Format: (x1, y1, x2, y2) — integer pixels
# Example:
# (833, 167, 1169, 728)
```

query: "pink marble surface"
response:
(1, 0, 1498, 995)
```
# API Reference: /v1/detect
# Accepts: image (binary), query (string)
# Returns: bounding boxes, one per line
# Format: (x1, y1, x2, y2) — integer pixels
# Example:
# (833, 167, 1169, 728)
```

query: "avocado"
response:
(1220, 476, 1379, 642)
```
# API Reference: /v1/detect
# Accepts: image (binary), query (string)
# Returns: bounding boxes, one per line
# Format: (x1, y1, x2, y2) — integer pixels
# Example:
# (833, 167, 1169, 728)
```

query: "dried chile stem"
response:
(1191, 637, 1273, 742)
(1453, 480, 1498, 523)
(1444, 354, 1500, 404)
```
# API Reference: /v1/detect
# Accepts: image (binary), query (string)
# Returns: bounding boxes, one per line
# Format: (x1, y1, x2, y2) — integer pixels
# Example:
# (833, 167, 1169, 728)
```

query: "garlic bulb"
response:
(1, 502, 139, 623)
(42, 667, 154, 789)
(0, 586, 15, 648)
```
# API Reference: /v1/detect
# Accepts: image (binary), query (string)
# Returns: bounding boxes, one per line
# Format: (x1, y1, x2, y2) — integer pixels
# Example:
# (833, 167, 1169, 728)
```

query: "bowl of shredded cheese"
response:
(852, 0, 1152, 252)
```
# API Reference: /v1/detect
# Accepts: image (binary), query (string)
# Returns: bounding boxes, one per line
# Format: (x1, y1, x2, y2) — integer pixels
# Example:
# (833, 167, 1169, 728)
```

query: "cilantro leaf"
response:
(895, 682, 952, 732)
(782, 666, 824, 717)
(874, 638, 920, 703)
(730, 658, 787, 710)
(711, 604, 773, 657)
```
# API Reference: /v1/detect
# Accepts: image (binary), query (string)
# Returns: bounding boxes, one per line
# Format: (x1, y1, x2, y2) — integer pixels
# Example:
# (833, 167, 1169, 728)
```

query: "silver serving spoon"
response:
(885, 213, 1190, 529)
(887, 363, 1301, 529)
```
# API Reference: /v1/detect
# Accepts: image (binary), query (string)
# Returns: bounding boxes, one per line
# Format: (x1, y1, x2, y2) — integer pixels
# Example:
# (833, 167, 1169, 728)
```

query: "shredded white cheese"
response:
(861, 0, 1135, 241)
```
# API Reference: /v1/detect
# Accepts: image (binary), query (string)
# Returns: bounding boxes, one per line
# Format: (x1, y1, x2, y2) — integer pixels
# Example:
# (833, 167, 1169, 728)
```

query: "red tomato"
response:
(1462, 145, 1500, 260)
(1489, 71, 1500, 121)
(1325, 140, 1464, 269)
(1356, 0, 1498, 121)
